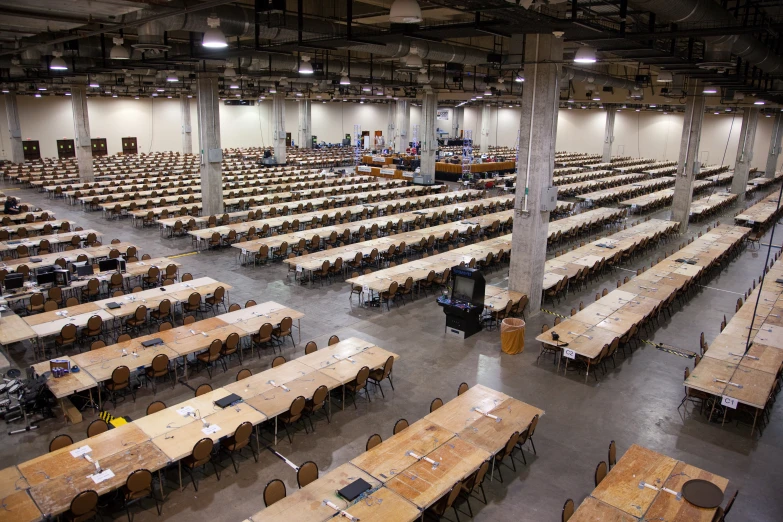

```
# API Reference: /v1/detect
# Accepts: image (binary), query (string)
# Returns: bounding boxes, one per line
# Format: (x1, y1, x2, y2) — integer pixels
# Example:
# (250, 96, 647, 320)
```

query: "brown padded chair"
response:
(228, 303, 241, 312)
(116, 333, 132, 343)
(366, 434, 382, 452)
(608, 440, 617, 470)
(220, 421, 257, 473)
(145, 354, 172, 392)
(426, 482, 462, 522)
(297, 461, 318, 488)
(368, 355, 394, 398)
(493, 431, 520, 483)
(103, 365, 135, 408)
(461, 460, 490, 510)
(562, 499, 575, 522)
(303, 384, 330, 430)
(345, 366, 371, 409)
(90, 340, 106, 351)
(87, 419, 109, 438)
(64, 490, 99, 522)
(197, 339, 223, 378)
(236, 368, 252, 381)
(304, 341, 317, 355)
(195, 383, 213, 397)
(595, 461, 608, 487)
(55, 323, 78, 351)
(272, 316, 295, 349)
(181, 438, 220, 491)
(457, 382, 469, 396)
(393, 418, 409, 435)
(279, 396, 308, 443)
(328, 335, 340, 346)
(146, 401, 166, 415)
(430, 398, 444, 413)
(271, 355, 286, 368)
(252, 323, 274, 357)
(263, 479, 286, 507)
(49, 433, 74, 452)
(122, 469, 162, 518)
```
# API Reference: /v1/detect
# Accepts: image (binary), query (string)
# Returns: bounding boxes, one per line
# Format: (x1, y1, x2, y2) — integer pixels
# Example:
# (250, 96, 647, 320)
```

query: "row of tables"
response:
(244, 384, 544, 522)
(734, 191, 782, 229)
(1, 335, 396, 521)
(684, 255, 783, 435)
(538, 225, 751, 382)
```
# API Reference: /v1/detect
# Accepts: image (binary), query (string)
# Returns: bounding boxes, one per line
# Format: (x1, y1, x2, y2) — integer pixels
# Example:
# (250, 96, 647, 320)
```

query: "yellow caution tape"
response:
(540, 308, 570, 319)
(641, 339, 696, 358)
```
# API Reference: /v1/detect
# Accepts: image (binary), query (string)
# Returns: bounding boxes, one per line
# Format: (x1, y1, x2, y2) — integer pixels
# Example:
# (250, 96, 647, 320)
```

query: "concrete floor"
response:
(0, 178, 781, 521)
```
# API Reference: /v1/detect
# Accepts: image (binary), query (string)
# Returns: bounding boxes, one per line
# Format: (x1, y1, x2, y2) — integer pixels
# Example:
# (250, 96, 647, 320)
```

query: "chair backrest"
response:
(608, 440, 617, 468)
(562, 498, 575, 522)
(297, 461, 319, 488)
(271, 355, 286, 368)
(191, 437, 214, 462)
(69, 490, 99, 518)
(184, 315, 196, 325)
(328, 335, 340, 346)
(236, 368, 252, 381)
(125, 469, 153, 495)
(117, 333, 131, 343)
(366, 434, 382, 451)
(288, 396, 306, 417)
(263, 479, 286, 507)
(195, 383, 213, 397)
(457, 382, 469, 396)
(146, 401, 166, 415)
(151, 353, 169, 372)
(49, 433, 74, 452)
(87, 419, 109, 438)
(111, 365, 130, 385)
(595, 461, 608, 486)
(393, 418, 409, 435)
(430, 397, 443, 412)
(304, 341, 317, 354)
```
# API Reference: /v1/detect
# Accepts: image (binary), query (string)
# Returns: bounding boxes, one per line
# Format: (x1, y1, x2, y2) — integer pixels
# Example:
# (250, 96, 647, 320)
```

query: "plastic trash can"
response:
(500, 318, 525, 354)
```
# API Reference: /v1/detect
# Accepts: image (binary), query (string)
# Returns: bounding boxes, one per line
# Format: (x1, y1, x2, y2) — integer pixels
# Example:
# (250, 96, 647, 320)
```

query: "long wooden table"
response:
(734, 192, 782, 229)
(571, 444, 729, 522)
(538, 225, 750, 382)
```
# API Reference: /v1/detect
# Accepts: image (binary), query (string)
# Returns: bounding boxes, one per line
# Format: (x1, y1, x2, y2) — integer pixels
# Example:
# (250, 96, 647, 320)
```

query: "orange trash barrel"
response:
(500, 318, 525, 354)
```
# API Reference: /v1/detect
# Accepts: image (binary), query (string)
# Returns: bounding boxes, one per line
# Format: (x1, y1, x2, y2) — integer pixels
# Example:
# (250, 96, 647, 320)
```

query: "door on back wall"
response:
(57, 139, 75, 159)
(285, 133, 292, 146)
(374, 130, 383, 148)
(23, 140, 41, 161)
(122, 137, 138, 154)
(91, 138, 108, 157)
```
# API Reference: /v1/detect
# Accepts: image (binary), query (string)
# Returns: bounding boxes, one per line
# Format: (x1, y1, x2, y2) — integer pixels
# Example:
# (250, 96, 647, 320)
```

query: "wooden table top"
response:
(569, 496, 637, 522)
(643, 461, 729, 522)
(351, 419, 455, 482)
(31, 356, 98, 399)
(134, 388, 232, 439)
(0, 314, 37, 345)
(734, 193, 780, 225)
(385, 437, 489, 509)
(246, 463, 383, 522)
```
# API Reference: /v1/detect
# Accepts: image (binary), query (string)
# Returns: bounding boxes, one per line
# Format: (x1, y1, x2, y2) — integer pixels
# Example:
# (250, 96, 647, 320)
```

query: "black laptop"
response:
(105, 302, 121, 309)
(338, 478, 372, 502)
(215, 393, 242, 408)
(140, 338, 164, 347)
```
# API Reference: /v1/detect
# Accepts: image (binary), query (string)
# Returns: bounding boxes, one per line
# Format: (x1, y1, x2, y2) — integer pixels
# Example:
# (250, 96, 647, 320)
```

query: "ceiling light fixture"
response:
(484, 88, 493, 96)
(269, 87, 277, 93)
(754, 100, 765, 105)
(404, 48, 422, 68)
(49, 51, 68, 71)
(340, 73, 351, 86)
(202, 14, 228, 48)
(703, 87, 717, 94)
(389, 0, 422, 24)
(298, 55, 313, 74)
(574, 46, 597, 63)
(515, 74, 525, 82)
(110, 37, 130, 60)
(657, 71, 673, 82)
(166, 71, 179, 82)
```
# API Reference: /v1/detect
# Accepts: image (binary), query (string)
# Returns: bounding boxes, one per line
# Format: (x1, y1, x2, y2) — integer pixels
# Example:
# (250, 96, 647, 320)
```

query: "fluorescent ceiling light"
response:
(269, 87, 277, 93)
(202, 15, 228, 48)
(229, 84, 239, 89)
(49, 52, 68, 71)
(340, 74, 351, 86)
(703, 87, 717, 94)
(484, 89, 492, 96)
(166, 72, 179, 82)
(515, 75, 524, 82)
(574, 46, 597, 63)
(754, 100, 765, 105)
(389, 0, 422, 24)
(89, 82, 99, 88)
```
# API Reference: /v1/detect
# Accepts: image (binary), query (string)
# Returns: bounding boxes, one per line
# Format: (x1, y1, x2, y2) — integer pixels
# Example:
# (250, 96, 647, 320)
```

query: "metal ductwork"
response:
(629, 0, 783, 74)
(561, 67, 638, 91)
(345, 40, 489, 66)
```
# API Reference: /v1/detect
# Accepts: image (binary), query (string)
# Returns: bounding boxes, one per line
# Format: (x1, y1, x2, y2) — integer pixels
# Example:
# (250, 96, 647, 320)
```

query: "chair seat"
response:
(105, 381, 129, 391)
(197, 352, 219, 363)
(253, 334, 272, 344)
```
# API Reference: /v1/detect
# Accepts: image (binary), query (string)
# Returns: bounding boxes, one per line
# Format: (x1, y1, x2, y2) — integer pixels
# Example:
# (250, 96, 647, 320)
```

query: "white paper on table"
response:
(88, 469, 115, 484)
(176, 405, 195, 417)
(70, 445, 93, 458)
(202, 424, 221, 435)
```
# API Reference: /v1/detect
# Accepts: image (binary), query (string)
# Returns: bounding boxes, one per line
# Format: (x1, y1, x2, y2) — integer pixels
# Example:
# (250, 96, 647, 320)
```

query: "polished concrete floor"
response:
(0, 177, 781, 521)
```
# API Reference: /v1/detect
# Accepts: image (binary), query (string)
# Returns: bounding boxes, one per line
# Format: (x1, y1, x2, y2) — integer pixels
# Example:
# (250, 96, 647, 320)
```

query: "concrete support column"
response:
(71, 85, 94, 181)
(731, 107, 760, 197)
(420, 92, 438, 178)
(509, 34, 562, 316)
(451, 106, 463, 139)
(180, 95, 193, 155)
(195, 74, 223, 216)
(602, 108, 616, 163)
(671, 81, 706, 234)
(386, 101, 396, 148)
(765, 111, 783, 178)
(480, 102, 491, 153)
(298, 99, 312, 149)
(272, 92, 286, 163)
(394, 100, 410, 153)
(4, 93, 24, 164)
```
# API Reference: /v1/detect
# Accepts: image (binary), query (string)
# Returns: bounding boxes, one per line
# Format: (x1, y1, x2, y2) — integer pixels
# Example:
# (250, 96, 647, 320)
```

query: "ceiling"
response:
(1, 0, 783, 109)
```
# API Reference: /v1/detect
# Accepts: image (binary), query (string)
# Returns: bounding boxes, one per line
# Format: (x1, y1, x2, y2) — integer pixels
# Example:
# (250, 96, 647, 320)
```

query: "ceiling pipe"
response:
(561, 67, 639, 91)
(629, 0, 783, 74)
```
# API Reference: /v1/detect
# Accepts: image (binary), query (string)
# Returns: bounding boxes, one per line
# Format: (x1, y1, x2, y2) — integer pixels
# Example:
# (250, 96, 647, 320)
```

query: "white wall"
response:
(1, 93, 779, 172)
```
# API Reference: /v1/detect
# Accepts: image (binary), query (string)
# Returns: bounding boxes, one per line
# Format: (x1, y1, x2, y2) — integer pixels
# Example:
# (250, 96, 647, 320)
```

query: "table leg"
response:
(179, 461, 183, 492)
(584, 361, 590, 384)
(274, 417, 278, 446)
(298, 319, 301, 343)
(707, 398, 717, 423)
(158, 470, 164, 506)
(751, 408, 759, 436)
(342, 384, 346, 411)
(721, 406, 728, 426)
(255, 424, 260, 455)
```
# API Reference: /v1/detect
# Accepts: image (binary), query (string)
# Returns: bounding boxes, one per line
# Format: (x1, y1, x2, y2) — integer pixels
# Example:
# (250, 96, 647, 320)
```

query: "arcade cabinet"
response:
(437, 267, 486, 339)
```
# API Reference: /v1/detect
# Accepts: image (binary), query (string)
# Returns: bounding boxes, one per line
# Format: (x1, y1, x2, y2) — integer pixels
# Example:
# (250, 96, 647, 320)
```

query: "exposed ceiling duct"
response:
(629, 0, 783, 74)
(561, 67, 639, 92)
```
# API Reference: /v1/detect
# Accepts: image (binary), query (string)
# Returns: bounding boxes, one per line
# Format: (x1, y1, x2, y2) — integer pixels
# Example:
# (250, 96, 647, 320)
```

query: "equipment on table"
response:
(437, 267, 486, 339)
